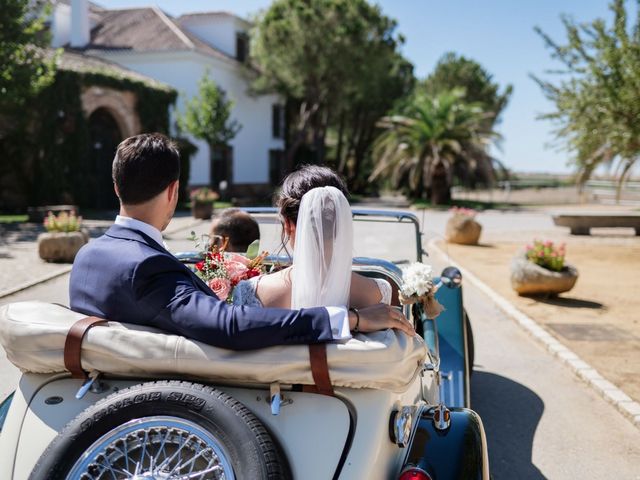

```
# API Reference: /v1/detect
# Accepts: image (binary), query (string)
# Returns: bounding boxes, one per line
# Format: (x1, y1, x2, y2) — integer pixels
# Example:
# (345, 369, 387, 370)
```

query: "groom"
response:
(70, 133, 413, 350)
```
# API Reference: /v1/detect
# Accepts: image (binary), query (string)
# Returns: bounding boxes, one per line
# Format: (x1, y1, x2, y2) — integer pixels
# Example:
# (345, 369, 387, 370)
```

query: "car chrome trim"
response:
(432, 403, 451, 431)
(241, 207, 425, 262)
(66, 415, 236, 480)
(423, 350, 440, 374)
(390, 405, 419, 447)
(0, 392, 14, 433)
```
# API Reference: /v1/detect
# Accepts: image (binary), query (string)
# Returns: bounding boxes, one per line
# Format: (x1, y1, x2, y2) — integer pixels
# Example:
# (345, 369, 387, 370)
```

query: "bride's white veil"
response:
(290, 186, 353, 309)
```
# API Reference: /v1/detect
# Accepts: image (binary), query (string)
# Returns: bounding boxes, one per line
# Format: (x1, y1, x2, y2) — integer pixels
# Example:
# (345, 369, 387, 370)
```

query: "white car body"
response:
(0, 209, 489, 479)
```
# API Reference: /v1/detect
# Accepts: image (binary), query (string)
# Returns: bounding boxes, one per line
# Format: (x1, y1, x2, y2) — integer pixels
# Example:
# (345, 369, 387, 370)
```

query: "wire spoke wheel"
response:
(67, 416, 235, 480)
(31, 381, 289, 480)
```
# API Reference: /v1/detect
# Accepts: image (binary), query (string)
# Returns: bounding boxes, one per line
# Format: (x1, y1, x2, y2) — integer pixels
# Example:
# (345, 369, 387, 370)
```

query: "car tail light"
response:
(398, 466, 432, 480)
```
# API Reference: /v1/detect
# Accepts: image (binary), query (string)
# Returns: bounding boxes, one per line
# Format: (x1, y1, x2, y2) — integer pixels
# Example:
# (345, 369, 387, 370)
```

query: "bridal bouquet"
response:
(399, 262, 444, 319)
(193, 237, 268, 302)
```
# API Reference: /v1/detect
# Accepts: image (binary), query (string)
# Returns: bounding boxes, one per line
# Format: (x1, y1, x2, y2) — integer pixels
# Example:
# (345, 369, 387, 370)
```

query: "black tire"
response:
(30, 380, 290, 480)
(465, 309, 475, 376)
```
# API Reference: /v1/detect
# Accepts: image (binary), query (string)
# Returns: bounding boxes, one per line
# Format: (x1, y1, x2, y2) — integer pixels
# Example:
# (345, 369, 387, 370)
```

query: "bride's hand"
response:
(349, 304, 416, 336)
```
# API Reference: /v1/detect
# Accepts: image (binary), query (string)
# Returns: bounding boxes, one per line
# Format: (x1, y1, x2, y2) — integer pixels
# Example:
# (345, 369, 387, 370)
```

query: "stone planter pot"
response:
(445, 215, 482, 245)
(510, 255, 578, 296)
(191, 201, 214, 220)
(38, 230, 88, 263)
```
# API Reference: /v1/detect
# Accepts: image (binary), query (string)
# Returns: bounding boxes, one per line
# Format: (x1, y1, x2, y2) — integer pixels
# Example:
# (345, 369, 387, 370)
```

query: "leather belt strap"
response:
(64, 316, 108, 379)
(308, 343, 334, 396)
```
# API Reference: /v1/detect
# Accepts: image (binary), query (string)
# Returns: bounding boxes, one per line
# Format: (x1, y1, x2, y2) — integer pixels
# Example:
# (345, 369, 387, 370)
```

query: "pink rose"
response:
(225, 260, 248, 285)
(208, 277, 231, 301)
(226, 253, 250, 266)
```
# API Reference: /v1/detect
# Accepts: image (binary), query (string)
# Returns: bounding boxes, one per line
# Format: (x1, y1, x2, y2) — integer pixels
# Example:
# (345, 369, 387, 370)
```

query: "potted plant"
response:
(445, 207, 482, 245)
(510, 240, 578, 296)
(38, 211, 88, 263)
(190, 188, 219, 220)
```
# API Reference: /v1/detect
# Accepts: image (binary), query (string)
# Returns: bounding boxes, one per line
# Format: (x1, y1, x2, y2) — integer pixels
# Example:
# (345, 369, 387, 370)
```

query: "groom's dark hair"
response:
(112, 133, 180, 205)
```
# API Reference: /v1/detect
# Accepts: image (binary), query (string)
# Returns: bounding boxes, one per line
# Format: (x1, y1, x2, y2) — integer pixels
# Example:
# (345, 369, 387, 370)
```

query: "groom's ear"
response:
(167, 180, 179, 201)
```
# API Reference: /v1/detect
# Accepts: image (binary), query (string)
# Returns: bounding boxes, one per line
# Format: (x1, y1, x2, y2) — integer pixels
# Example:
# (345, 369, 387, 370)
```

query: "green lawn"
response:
(0, 214, 28, 223)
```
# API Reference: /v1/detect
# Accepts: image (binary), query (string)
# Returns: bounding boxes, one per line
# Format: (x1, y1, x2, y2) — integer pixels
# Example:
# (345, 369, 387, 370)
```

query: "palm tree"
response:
(370, 88, 499, 204)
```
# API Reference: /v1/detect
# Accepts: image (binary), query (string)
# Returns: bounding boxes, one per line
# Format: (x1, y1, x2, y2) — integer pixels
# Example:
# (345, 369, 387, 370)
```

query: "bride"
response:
(233, 165, 393, 312)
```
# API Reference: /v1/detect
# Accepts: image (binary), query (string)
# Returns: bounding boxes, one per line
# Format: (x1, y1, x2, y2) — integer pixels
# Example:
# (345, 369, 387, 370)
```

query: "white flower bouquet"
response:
(399, 262, 444, 319)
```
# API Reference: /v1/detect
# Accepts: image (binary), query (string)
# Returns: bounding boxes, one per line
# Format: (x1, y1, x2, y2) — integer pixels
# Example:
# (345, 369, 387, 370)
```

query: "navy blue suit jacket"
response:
(69, 224, 332, 350)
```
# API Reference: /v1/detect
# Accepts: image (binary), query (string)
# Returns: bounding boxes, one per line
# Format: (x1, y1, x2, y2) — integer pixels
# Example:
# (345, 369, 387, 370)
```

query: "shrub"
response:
(450, 206, 477, 218)
(44, 210, 82, 233)
(190, 187, 220, 204)
(525, 240, 566, 272)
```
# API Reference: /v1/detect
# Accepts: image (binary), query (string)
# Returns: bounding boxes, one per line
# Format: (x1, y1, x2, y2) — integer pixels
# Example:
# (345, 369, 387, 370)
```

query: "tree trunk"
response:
(430, 162, 451, 205)
(336, 110, 346, 173)
(285, 101, 319, 170)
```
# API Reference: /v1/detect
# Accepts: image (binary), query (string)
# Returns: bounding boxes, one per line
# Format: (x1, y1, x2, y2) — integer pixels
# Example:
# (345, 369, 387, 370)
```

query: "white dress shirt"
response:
(113, 216, 351, 340)
(115, 215, 164, 248)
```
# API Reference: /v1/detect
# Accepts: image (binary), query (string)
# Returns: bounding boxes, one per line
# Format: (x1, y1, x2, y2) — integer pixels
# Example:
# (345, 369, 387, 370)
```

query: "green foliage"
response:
(174, 136, 197, 204)
(420, 52, 512, 129)
(526, 240, 566, 272)
(371, 89, 498, 203)
(44, 210, 82, 232)
(245, 239, 260, 259)
(533, 0, 640, 196)
(177, 73, 241, 148)
(0, 66, 176, 208)
(0, 0, 56, 110)
(190, 187, 220, 204)
(0, 214, 27, 223)
(251, 0, 413, 186)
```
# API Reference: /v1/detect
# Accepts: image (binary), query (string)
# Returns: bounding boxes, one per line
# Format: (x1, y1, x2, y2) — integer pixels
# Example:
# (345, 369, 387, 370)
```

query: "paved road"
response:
(1, 210, 640, 479)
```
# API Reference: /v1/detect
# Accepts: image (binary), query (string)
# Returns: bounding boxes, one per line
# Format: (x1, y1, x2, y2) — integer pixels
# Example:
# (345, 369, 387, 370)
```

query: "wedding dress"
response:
(233, 186, 391, 308)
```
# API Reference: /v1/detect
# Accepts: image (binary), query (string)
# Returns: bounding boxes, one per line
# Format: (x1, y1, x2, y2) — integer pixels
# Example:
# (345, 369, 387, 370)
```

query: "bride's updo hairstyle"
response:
(277, 165, 349, 226)
(276, 165, 349, 255)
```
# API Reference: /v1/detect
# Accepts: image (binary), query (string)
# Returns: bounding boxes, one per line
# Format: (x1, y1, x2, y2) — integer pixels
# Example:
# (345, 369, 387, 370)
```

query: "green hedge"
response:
(0, 67, 178, 209)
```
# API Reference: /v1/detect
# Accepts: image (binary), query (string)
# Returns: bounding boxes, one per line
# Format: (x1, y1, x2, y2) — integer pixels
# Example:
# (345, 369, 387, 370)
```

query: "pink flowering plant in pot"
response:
(510, 239, 578, 296)
(445, 207, 482, 245)
(525, 240, 565, 271)
(190, 188, 220, 220)
(38, 210, 88, 263)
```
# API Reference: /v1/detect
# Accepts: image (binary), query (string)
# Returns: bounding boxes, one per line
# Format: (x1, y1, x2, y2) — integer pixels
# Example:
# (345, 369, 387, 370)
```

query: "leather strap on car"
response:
(307, 344, 334, 396)
(63, 316, 108, 379)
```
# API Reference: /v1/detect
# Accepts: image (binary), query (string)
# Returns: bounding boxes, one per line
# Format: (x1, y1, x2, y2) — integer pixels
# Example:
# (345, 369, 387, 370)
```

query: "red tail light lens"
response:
(398, 467, 432, 480)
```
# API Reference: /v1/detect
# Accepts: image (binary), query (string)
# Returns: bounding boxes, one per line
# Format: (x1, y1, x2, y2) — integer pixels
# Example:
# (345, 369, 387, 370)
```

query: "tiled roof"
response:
(84, 7, 238, 64)
(55, 48, 174, 91)
(178, 11, 251, 26)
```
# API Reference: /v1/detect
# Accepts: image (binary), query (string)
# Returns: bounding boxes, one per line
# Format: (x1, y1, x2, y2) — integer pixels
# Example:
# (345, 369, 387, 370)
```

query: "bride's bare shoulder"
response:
(254, 267, 292, 308)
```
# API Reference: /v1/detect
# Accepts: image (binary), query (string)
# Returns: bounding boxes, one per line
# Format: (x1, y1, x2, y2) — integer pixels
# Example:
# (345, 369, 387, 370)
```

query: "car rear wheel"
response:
(30, 380, 290, 480)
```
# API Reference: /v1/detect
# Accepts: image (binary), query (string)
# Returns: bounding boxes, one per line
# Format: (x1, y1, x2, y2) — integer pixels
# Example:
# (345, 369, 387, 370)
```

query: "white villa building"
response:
(50, 0, 286, 198)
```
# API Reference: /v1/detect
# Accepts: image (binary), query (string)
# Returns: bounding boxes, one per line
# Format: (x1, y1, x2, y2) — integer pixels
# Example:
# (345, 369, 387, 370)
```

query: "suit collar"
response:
(114, 215, 164, 247)
(106, 224, 167, 254)
(105, 224, 213, 295)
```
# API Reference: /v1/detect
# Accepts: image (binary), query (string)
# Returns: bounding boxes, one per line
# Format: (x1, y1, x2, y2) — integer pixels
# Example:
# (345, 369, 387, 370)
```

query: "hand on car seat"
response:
(349, 304, 415, 336)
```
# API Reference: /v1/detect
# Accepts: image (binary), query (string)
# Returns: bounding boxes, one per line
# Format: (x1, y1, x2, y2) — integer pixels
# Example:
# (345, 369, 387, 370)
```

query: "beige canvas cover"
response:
(0, 302, 426, 392)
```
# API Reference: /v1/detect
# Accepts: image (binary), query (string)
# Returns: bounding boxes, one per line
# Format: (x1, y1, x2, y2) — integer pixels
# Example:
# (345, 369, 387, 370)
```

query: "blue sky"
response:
(103, 0, 618, 174)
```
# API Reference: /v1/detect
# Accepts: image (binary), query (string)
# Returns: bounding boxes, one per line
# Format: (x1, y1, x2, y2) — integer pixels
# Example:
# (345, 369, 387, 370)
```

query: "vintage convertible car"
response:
(0, 209, 488, 480)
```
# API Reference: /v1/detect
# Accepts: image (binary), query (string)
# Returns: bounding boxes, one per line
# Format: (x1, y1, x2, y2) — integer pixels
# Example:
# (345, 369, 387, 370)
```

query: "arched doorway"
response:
(88, 108, 121, 209)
